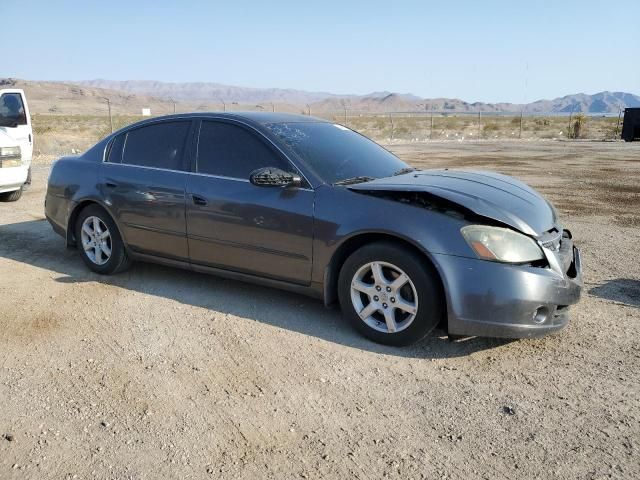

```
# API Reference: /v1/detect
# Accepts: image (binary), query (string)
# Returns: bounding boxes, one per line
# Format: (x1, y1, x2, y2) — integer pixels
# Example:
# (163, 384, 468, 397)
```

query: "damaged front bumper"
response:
(434, 230, 583, 339)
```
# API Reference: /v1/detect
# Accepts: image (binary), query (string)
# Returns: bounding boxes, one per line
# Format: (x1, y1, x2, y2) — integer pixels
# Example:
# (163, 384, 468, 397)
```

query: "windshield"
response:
(266, 122, 409, 184)
(0, 93, 27, 127)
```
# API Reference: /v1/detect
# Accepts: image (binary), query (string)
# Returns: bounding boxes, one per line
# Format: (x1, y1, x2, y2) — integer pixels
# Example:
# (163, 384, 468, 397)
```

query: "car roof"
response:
(135, 111, 329, 126)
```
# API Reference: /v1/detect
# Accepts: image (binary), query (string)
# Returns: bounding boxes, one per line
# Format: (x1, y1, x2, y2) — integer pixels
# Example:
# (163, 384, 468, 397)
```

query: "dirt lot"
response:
(1, 141, 639, 479)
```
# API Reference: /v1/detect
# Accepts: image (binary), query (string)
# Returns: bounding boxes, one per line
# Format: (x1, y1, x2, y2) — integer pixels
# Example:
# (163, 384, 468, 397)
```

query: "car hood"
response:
(348, 169, 558, 236)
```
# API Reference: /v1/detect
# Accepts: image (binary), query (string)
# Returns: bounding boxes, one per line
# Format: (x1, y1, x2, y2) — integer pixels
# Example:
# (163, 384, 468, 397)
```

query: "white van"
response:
(0, 89, 32, 201)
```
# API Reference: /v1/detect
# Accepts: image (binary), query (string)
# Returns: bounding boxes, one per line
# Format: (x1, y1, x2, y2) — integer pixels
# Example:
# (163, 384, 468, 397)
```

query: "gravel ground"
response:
(1, 141, 639, 479)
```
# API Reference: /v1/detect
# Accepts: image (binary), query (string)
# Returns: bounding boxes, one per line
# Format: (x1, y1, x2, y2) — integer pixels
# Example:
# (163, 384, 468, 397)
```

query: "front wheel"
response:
(0, 187, 23, 202)
(338, 242, 444, 346)
(75, 205, 131, 274)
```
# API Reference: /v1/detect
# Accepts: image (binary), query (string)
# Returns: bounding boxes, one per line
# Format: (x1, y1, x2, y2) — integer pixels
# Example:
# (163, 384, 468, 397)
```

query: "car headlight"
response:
(0, 146, 21, 158)
(461, 225, 544, 263)
(0, 146, 22, 167)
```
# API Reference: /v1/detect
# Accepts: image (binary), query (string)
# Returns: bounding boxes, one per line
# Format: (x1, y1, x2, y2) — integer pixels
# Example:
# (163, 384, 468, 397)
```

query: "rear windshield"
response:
(266, 122, 408, 184)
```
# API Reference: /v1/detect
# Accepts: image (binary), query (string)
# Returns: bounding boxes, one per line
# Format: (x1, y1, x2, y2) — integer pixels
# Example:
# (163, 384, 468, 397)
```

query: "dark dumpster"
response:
(622, 108, 640, 142)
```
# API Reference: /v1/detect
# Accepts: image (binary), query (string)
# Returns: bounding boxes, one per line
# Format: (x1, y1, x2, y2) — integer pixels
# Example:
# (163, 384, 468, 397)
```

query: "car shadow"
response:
(589, 279, 640, 308)
(0, 219, 516, 359)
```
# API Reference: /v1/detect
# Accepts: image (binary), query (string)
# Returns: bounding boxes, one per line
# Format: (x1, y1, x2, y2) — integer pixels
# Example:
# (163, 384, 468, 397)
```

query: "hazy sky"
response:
(4, 0, 639, 102)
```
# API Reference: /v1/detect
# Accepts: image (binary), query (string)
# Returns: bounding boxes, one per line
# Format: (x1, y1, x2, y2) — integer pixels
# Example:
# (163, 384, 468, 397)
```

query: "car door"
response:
(0, 90, 33, 163)
(100, 120, 194, 261)
(186, 119, 314, 285)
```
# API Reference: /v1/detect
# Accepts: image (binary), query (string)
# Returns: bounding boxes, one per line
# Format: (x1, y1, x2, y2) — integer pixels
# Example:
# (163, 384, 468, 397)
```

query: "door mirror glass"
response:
(250, 167, 302, 187)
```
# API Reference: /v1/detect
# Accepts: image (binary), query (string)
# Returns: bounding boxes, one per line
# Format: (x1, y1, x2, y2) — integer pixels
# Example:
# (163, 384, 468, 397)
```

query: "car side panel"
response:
(45, 155, 101, 241)
(311, 185, 475, 286)
(99, 163, 189, 260)
(186, 175, 314, 285)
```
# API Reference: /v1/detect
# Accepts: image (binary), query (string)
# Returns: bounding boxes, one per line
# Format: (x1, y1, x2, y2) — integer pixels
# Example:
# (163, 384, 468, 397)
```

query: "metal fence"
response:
(310, 110, 624, 143)
(31, 105, 626, 159)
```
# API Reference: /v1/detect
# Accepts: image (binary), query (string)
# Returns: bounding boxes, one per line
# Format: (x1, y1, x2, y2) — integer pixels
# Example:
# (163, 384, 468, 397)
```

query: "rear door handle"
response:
(192, 194, 207, 206)
(105, 182, 118, 189)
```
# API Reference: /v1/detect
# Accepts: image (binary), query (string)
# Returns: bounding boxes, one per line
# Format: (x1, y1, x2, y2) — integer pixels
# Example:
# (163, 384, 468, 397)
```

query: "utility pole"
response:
(430, 111, 434, 140)
(478, 108, 482, 139)
(340, 99, 349, 126)
(270, 102, 275, 112)
(306, 104, 311, 116)
(419, 103, 432, 140)
(170, 98, 176, 114)
(519, 110, 523, 139)
(101, 97, 113, 133)
(219, 99, 226, 112)
(389, 114, 394, 143)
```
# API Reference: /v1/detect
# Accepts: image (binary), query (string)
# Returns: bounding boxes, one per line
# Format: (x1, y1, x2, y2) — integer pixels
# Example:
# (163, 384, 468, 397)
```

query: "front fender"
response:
(312, 185, 475, 287)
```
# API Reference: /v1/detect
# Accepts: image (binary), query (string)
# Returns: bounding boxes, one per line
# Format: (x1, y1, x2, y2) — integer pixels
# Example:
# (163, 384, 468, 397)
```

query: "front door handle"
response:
(192, 194, 207, 206)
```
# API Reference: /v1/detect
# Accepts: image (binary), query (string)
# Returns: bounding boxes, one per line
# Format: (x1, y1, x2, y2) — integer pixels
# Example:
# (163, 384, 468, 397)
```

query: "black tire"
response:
(338, 241, 444, 346)
(74, 204, 131, 274)
(0, 187, 23, 202)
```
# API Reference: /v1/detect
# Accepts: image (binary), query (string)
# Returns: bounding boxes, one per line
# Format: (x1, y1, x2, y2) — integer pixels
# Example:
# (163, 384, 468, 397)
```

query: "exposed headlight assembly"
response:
(461, 225, 544, 263)
(0, 146, 22, 167)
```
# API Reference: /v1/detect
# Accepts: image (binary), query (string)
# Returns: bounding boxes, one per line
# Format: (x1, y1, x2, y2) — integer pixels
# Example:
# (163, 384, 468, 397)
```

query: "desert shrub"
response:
(482, 123, 499, 137)
(33, 123, 52, 135)
(603, 119, 621, 139)
(572, 113, 586, 139)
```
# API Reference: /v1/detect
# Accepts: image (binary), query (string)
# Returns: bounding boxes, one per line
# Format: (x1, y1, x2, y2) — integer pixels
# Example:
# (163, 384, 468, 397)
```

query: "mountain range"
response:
(3, 78, 638, 115)
(75, 80, 640, 114)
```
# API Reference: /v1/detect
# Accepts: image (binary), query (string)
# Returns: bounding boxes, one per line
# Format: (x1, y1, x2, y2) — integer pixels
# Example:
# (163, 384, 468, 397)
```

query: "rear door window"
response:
(122, 121, 191, 170)
(196, 121, 290, 179)
(106, 134, 125, 163)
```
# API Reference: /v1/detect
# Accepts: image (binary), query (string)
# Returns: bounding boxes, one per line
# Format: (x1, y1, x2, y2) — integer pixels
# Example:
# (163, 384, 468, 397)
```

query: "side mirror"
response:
(250, 167, 302, 187)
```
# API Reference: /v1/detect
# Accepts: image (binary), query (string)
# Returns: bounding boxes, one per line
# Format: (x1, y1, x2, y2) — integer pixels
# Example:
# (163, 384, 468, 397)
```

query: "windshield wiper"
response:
(333, 176, 375, 186)
(393, 167, 417, 176)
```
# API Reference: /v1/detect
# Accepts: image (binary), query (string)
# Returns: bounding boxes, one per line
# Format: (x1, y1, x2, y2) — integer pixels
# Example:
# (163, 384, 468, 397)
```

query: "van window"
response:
(0, 93, 27, 126)
(122, 121, 190, 170)
(197, 121, 289, 179)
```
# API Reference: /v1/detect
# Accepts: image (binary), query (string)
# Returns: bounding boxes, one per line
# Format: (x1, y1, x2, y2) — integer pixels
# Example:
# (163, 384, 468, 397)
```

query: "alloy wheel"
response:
(80, 216, 112, 266)
(350, 261, 418, 333)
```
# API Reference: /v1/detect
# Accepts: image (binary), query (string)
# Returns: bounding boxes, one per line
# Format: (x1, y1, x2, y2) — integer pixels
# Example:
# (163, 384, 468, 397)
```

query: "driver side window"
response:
(0, 93, 27, 126)
(196, 121, 291, 179)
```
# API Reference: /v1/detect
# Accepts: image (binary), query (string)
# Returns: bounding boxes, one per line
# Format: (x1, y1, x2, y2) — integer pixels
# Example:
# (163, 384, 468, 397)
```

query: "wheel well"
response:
(66, 200, 110, 246)
(325, 233, 448, 331)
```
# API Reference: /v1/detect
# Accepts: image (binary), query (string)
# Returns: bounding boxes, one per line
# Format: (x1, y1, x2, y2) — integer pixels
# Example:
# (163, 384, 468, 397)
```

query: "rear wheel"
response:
(338, 242, 444, 346)
(75, 205, 131, 274)
(0, 187, 23, 202)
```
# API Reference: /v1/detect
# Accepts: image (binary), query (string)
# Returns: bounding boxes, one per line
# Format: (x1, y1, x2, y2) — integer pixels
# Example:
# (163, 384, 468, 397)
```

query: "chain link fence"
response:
(313, 110, 623, 144)
(31, 104, 625, 159)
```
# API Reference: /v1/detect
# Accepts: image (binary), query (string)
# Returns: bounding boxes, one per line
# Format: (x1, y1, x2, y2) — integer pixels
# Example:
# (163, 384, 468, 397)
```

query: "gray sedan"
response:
(45, 113, 582, 346)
